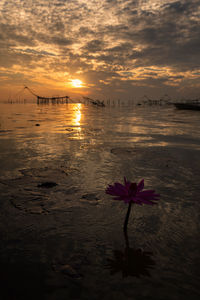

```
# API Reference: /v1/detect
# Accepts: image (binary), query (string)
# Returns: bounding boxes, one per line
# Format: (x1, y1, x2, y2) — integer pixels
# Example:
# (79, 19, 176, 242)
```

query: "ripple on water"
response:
(3, 167, 85, 214)
(0, 130, 13, 134)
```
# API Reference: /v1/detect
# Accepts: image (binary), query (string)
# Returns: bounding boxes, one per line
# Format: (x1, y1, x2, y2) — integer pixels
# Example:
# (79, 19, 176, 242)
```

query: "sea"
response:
(0, 102, 199, 300)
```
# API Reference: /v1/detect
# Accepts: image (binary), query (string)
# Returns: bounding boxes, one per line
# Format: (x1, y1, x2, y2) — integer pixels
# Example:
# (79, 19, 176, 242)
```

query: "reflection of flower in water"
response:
(107, 232, 155, 278)
(107, 247, 155, 278)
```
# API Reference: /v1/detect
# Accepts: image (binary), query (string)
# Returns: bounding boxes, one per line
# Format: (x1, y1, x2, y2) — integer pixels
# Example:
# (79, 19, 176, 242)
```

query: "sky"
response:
(0, 0, 200, 102)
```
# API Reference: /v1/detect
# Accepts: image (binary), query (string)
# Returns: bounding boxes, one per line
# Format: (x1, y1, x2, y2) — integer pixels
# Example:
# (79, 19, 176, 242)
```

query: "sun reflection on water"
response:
(71, 103, 82, 139)
(73, 103, 82, 126)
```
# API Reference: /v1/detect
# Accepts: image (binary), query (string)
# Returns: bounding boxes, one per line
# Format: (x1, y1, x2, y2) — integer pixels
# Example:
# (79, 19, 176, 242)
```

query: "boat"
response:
(174, 100, 200, 111)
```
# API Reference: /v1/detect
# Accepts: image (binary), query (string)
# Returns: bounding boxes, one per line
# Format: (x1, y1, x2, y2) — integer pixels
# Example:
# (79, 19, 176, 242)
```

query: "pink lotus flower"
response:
(106, 177, 159, 205)
(106, 177, 160, 232)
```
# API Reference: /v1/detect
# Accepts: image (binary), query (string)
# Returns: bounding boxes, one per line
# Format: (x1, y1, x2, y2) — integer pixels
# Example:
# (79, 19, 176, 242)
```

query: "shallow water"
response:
(0, 103, 200, 299)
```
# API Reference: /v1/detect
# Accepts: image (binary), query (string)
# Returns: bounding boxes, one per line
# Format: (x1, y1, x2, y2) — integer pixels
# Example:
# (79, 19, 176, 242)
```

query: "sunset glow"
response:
(0, 0, 199, 101)
(0, 2, 200, 299)
(71, 79, 83, 88)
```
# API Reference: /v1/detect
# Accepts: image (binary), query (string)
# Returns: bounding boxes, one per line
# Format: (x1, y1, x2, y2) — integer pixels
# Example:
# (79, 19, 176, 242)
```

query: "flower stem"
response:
(123, 202, 132, 233)
(124, 230, 130, 248)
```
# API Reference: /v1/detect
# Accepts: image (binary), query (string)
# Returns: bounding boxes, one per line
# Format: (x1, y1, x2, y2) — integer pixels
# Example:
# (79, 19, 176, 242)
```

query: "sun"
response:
(71, 79, 83, 88)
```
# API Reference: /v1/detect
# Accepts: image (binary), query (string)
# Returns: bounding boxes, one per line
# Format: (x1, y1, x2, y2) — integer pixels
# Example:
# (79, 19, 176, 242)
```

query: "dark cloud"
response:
(162, 0, 196, 14)
(78, 26, 95, 36)
(82, 39, 106, 53)
(51, 36, 74, 46)
(0, 23, 37, 47)
(106, 43, 133, 53)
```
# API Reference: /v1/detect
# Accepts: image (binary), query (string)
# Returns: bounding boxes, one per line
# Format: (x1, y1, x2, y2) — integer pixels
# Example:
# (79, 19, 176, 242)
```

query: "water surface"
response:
(0, 103, 199, 299)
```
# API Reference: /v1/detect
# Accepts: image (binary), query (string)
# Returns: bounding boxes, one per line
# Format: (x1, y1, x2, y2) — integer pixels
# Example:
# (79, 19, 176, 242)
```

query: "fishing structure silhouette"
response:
(19, 86, 105, 106)
(24, 86, 69, 104)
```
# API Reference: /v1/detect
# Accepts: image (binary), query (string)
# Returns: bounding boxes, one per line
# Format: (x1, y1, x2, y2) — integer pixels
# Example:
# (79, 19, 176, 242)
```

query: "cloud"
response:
(82, 39, 106, 53)
(0, 0, 199, 100)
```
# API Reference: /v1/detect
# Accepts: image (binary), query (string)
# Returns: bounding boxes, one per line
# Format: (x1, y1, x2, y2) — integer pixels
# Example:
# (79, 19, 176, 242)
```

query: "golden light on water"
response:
(71, 103, 82, 140)
(71, 79, 83, 88)
(74, 103, 82, 126)
(63, 103, 83, 140)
